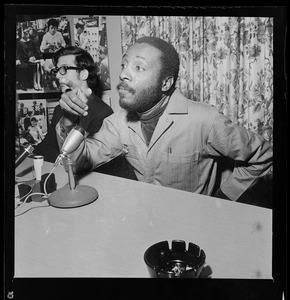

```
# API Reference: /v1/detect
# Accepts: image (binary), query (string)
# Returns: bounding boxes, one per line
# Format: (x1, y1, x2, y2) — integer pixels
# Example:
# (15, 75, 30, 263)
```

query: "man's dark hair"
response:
(47, 18, 59, 28)
(135, 36, 180, 94)
(52, 46, 101, 96)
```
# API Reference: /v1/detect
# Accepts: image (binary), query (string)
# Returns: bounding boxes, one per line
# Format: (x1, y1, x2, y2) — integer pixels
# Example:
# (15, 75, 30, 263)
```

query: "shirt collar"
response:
(136, 95, 169, 124)
(127, 89, 188, 129)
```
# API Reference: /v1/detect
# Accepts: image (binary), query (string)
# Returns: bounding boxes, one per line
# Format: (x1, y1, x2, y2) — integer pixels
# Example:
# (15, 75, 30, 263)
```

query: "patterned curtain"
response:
(120, 16, 273, 144)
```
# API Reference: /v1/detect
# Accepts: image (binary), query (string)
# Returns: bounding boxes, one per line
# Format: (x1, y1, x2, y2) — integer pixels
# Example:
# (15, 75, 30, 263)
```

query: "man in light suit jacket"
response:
(55, 37, 273, 206)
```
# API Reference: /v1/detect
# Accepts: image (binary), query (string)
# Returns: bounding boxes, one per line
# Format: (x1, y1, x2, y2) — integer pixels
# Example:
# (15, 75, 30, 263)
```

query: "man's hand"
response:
(59, 78, 92, 117)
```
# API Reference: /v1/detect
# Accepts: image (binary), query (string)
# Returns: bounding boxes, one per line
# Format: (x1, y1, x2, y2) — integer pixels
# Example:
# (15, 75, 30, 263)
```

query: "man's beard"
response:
(118, 80, 163, 113)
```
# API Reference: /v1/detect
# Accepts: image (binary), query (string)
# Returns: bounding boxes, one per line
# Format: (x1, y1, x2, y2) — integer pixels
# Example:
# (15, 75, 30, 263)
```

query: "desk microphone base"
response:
(48, 185, 98, 208)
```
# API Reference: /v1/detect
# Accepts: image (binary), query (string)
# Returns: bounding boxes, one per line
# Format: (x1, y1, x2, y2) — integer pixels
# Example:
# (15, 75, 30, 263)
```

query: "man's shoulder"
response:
(88, 95, 113, 114)
(171, 90, 218, 117)
(188, 101, 220, 127)
(188, 99, 218, 113)
(104, 109, 131, 127)
(106, 109, 127, 120)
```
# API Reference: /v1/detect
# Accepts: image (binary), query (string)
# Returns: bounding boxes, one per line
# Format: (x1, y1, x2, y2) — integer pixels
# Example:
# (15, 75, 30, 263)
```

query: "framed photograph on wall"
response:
(73, 15, 111, 90)
(17, 99, 48, 147)
(16, 16, 72, 95)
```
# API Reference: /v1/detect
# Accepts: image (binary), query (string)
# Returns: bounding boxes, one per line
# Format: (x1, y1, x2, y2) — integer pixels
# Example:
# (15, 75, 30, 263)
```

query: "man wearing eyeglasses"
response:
(32, 46, 113, 163)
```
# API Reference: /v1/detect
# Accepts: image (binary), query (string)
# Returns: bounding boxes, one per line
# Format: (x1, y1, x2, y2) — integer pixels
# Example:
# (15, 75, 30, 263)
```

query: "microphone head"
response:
(24, 144, 34, 154)
(61, 126, 85, 156)
(15, 144, 34, 168)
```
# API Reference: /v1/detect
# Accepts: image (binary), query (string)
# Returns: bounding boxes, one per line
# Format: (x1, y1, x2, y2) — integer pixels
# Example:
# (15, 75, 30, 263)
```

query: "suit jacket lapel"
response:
(148, 90, 189, 151)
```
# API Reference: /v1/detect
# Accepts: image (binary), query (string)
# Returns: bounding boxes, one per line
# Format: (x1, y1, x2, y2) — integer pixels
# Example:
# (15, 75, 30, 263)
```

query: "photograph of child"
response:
(17, 99, 47, 147)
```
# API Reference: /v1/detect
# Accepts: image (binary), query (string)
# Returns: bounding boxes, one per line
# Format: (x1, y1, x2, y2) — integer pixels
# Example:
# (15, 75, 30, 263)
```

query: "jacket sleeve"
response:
(56, 113, 124, 174)
(206, 111, 273, 201)
(79, 97, 113, 135)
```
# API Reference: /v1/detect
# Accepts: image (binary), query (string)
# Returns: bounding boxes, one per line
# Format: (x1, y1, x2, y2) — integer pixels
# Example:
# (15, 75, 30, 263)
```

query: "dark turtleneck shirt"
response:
(137, 95, 169, 146)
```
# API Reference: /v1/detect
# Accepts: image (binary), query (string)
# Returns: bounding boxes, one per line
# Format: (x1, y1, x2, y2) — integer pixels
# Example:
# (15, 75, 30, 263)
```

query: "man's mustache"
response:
(117, 82, 135, 94)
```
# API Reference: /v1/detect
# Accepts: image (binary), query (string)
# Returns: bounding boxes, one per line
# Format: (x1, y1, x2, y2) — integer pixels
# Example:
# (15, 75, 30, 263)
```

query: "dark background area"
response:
(4, 5, 287, 300)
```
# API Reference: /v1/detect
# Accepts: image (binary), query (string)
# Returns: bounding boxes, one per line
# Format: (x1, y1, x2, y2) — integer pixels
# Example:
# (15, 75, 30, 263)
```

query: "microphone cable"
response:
(15, 154, 63, 216)
(43, 154, 63, 195)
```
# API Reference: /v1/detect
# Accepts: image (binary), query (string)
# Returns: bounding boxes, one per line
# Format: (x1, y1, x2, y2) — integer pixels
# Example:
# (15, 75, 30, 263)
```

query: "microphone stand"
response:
(48, 154, 98, 208)
(67, 155, 76, 190)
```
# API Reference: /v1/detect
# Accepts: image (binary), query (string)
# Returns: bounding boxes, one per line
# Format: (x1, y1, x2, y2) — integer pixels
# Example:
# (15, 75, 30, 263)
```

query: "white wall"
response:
(105, 16, 122, 112)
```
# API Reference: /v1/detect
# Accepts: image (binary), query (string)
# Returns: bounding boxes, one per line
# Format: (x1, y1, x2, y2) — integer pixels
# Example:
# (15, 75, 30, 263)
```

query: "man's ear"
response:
(80, 69, 89, 80)
(161, 76, 174, 92)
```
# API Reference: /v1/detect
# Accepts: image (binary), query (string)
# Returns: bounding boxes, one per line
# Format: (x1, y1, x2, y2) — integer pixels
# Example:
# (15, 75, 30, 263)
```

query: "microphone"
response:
(48, 125, 98, 208)
(60, 125, 85, 157)
(15, 144, 34, 168)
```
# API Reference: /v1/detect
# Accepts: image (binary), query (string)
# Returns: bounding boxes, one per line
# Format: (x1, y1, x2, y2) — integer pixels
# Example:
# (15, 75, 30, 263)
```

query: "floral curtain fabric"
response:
(120, 16, 273, 144)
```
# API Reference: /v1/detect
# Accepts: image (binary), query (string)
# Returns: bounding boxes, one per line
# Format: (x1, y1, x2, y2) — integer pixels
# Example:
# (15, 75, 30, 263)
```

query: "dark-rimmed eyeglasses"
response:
(50, 66, 83, 76)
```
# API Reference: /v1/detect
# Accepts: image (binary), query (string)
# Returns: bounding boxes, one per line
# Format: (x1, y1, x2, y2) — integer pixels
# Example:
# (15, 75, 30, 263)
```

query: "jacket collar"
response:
(126, 89, 189, 146)
(165, 89, 189, 115)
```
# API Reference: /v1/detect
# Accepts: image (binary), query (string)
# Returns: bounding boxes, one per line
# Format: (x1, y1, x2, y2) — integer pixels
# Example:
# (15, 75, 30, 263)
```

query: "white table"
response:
(15, 159, 272, 278)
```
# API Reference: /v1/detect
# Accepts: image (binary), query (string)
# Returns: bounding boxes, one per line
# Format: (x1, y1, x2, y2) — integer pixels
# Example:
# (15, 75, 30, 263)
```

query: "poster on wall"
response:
(16, 14, 111, 95)
(16, 16, 71, 94)
(73, 15, 111, 90)
(17, 99, 48, 147)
